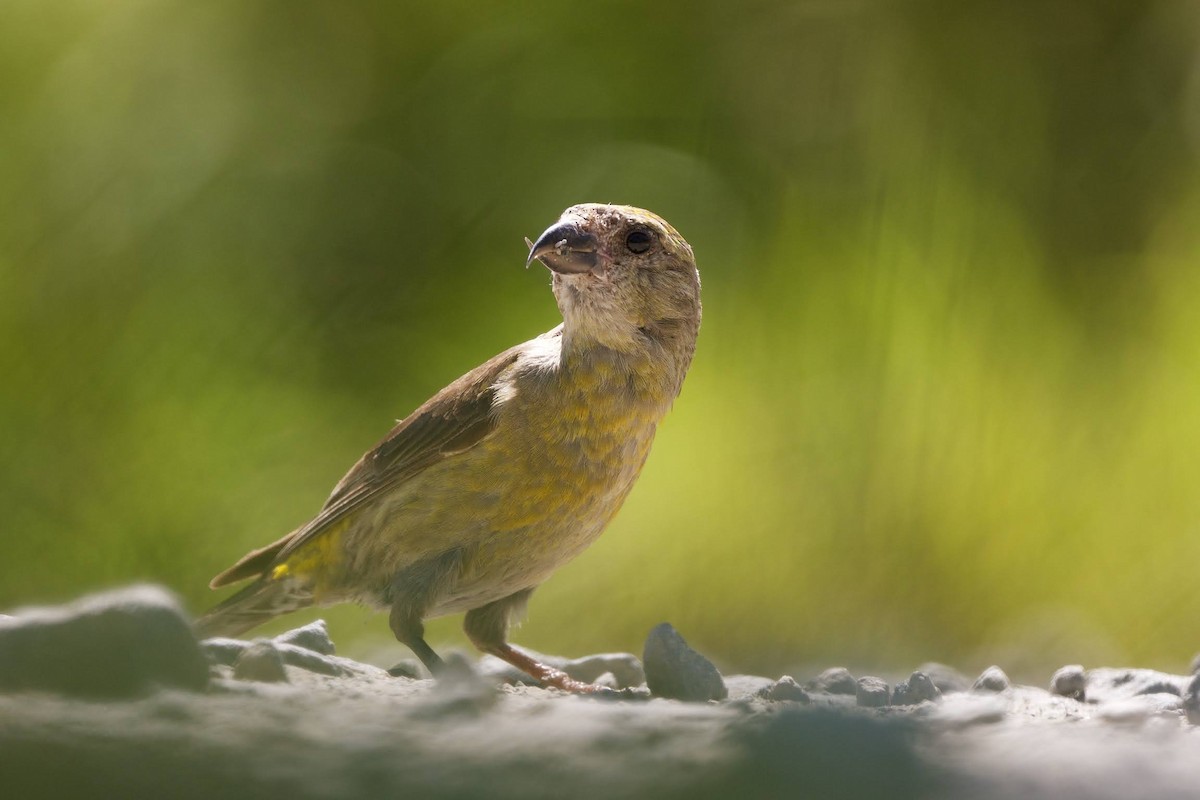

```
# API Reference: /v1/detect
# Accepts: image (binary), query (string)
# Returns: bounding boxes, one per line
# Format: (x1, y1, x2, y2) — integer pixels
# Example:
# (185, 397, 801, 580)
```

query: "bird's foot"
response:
(485, 643, 645, 698)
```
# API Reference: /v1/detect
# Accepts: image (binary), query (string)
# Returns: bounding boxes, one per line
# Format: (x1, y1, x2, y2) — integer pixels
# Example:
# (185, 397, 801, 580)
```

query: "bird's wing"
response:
(209, 342, 526, 588)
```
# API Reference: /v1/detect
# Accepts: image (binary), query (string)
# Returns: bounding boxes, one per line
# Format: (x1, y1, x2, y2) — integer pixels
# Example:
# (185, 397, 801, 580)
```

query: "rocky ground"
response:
(3, 585, 1200, 799)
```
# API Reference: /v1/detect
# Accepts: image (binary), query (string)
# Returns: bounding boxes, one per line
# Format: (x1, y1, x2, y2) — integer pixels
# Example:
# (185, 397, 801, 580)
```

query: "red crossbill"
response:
(196, 204, 702, 692)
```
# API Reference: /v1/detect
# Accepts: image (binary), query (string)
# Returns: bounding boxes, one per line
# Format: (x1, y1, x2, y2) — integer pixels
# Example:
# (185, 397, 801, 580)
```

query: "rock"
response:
(233, 640, 289, 683)
(560, 652, 645, 689)
(388, 660, 422, 679)
(273, 620, 335, 655)
(201, 634, 369, 678)
(972, 666, 1011, 693)
(201, 636, 250, 666)
(0, 585, 209, 698)
(274, 643, 347, 676)
(592, 672, 620, 691)
(892, 671, 941, 705)
(1049, 665, 1086, 701)
(1084, 668, 1190, 704)
(856, 676, 890, 708)
(806, 667, 858, 695)
(643, 623, 727, 702)
(761, 676, 810, 703)
(918, 662, 971, 694)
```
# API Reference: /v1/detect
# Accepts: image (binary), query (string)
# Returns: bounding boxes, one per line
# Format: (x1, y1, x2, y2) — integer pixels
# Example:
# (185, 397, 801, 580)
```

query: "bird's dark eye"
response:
(625, 228, 653, 254)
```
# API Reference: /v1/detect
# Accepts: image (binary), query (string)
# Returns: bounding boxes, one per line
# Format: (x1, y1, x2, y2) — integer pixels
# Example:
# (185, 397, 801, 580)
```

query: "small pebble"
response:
(763, 676, 810, 703)
(972, 666, 1011, 693)
(387, 660, 422, 679)
(1049, 665, 1086, 701)
(592, 672, 621, 691)
(273, 620, 335, 656)
(856, 676, 890, 708)
(806, 667, 858, 695)
(560, 653, 645, 689)
(200, 637, 249, 667)
(274, 643, 345, 677)
(233, 640, 289, 683)
(892, 671, 941, 705)
(643, 623, 727, 702)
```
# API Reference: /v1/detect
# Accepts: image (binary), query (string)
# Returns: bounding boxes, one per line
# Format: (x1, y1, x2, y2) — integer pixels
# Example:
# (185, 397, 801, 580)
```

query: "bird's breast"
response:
(428, 355, 669, 612)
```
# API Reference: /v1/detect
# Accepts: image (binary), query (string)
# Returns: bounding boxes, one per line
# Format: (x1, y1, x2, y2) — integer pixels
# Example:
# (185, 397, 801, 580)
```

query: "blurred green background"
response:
(2, 0, 1199, 680)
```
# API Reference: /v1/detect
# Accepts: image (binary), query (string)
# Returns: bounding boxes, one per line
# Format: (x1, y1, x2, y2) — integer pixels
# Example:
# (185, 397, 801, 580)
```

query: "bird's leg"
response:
(390, 605, 445, 675)
(387, 550, 465, 676)
(481, 642, 603, 693)
(463, 589, 605, 694)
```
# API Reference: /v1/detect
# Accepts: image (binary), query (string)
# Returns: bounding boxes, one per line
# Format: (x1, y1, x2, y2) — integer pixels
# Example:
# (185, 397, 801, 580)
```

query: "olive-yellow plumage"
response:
(196, 204, 701, 692)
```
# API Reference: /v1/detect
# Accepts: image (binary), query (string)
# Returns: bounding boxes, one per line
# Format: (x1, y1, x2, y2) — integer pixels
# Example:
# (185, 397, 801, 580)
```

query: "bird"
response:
(195, 203, 702, 692)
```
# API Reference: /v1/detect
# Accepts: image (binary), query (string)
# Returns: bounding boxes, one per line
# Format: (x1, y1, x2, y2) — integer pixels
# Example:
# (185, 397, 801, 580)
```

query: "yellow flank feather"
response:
(271, 516, 352, 597)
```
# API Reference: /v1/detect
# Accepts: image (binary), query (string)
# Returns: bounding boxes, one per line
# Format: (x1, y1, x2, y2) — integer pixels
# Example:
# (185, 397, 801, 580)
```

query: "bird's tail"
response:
(193, 578, 313, 640)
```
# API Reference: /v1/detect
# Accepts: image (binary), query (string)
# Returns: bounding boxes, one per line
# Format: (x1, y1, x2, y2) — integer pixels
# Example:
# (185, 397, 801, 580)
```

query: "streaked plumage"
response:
(197, 204, 701, 692)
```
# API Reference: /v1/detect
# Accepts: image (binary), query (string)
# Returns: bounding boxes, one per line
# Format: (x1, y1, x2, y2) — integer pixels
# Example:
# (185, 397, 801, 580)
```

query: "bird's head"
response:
(526, 204, 701, 384)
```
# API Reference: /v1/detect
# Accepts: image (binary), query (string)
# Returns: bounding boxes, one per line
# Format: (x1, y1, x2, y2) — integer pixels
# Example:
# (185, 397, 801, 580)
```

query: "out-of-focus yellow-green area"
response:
(2, 0, 1199, 678)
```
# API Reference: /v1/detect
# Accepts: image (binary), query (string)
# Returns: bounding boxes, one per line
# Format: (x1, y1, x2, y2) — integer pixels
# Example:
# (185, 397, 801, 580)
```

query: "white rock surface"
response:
(2, 588, 1199, 798)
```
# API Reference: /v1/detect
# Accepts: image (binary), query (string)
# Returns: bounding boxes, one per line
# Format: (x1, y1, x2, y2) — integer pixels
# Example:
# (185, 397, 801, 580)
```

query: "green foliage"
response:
(2, 0, 1198, 677)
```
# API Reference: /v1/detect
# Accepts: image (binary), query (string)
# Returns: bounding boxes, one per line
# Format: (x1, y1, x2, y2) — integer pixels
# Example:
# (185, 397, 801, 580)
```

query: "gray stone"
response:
(0, 585, 209, 698)
(643, 623, 727, 702)
(762, 676, 810, 703)
(1084, 668, 1190, 704)
(856, 676, 890, 707)
(274, 643, 348, 676)
(592, 672, 620, 691)
(273, 620, 335, 655)
(387, 660, 422, 680)
(1049, 664, 1086, 701)
(918, 662, 971, 694)
(560, 652, 645, 689)
(203, 634, 374, 679)
(233, 640, 289, 683)
(892, 671, 941, 705)
(972, 666, 1011, 693)
(806, 667, 858, 695)
(201, 636, 250, 666)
